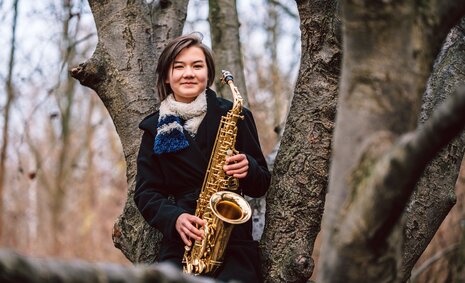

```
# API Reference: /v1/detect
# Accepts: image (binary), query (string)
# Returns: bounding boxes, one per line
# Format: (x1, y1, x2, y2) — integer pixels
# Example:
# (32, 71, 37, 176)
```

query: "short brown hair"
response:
(156, 33, 215, 101)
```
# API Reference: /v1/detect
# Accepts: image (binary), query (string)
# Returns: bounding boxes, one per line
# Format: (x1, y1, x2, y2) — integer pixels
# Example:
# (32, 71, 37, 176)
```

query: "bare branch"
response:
(268, 0, 298, 19)
(0, 249, 217, 283)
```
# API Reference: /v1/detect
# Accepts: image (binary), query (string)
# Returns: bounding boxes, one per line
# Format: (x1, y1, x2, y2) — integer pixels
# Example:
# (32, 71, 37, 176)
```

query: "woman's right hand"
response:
(175, 213, 206, 247)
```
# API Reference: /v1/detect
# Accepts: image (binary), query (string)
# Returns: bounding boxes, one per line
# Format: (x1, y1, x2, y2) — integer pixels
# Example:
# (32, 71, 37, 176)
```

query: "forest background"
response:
(0, 0, 464, 282)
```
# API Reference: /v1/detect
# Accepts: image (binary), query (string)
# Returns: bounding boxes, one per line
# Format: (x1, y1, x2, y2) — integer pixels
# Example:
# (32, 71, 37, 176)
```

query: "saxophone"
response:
(183, 70, 252, 276)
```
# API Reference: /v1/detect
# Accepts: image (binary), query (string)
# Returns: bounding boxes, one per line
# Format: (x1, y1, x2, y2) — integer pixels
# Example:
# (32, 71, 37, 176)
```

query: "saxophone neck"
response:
(221, 70, 243, 111)
(232, 90, 243, 111)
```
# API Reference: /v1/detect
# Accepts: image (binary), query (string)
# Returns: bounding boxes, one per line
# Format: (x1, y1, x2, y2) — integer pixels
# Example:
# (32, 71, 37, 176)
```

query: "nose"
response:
(183, 66, 194, 77)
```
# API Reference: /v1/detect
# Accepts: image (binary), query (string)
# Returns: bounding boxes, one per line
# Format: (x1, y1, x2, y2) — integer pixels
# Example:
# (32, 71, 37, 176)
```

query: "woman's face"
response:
(166, 46, 209, 103)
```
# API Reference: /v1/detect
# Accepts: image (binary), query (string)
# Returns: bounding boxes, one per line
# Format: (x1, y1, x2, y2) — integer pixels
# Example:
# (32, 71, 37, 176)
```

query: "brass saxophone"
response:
(183, 70, 252, 276)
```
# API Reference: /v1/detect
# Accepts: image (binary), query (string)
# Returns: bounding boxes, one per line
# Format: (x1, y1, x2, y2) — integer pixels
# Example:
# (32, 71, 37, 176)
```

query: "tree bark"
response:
(208, 0, 248, 105)
(399, 17, 465, 281)
(70, 0, 189, 263)
(319, 1, 465, 282)
(260, 1, 341, 282)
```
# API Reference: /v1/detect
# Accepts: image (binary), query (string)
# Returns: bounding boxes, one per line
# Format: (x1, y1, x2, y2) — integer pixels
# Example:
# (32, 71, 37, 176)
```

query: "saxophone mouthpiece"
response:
(221, 70, 234, 84)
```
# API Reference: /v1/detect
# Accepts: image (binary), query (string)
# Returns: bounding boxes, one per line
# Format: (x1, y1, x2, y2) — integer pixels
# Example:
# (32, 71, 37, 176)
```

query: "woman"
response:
(134, 33, 270, 282)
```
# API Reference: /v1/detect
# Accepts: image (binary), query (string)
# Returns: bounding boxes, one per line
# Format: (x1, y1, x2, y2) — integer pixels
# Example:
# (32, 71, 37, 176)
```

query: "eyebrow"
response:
(173, 60, 205, 64)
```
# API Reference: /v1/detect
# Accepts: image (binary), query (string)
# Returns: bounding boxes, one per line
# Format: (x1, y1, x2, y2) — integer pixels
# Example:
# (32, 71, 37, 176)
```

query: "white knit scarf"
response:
(153, 91, 207, 154)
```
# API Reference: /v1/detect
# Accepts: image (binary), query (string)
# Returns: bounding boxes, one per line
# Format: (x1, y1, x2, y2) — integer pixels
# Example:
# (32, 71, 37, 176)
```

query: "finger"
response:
(224, 162, 243, 171)
(184, 223, 203, 239)
(187, 229, 203, 241)
(181, 226, 197, 240)
(225, 161, 248, 171)
(226, 165, 249, 175)
(188, 215, 207, 227)
(180, 233, 192, 246)
(233, 171, 248, 179)
(225, 154, 244, 165)
(224, 160, 249, 173)
(182, 216, 205, 239)
(226, 154, 246, 163)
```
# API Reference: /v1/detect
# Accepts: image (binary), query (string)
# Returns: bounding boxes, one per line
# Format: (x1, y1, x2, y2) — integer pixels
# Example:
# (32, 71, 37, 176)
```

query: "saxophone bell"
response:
(210, 191, 251, 224)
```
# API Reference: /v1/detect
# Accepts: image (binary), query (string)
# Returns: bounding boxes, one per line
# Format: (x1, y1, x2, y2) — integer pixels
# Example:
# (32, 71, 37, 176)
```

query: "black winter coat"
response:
(134, 89, 270, 283)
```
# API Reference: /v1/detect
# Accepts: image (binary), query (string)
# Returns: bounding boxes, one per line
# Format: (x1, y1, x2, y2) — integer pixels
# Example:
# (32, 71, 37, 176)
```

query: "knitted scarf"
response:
(154, 91, 207, 154)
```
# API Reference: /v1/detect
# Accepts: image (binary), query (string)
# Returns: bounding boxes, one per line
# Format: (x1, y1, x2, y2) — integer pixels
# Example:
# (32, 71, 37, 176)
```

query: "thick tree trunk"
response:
(208, 0, 248, 105)
(319, 1, 465, 282)
(70, 0, 189, 263)
(399, 17, 465, 281)
(260, 1, 341, 282)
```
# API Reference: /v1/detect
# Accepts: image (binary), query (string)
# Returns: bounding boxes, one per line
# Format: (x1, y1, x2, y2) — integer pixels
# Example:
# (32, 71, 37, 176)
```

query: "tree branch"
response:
(429, 1, 465, 54)
(0, 249, 217, 283)
(69, 56, 105, 90)
(340, 85, 465, 247)
(397, 17, 465, 281)
(410, 243, 460, 282)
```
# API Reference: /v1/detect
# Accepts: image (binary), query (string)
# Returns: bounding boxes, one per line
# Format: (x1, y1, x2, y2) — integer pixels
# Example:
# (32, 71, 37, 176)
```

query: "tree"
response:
(71, 0, 189, 263)
(209, 0, 248, 104)
(260, 1, 340, 282)
(318, 1, 465, 282)
(0, 0, 19, 243)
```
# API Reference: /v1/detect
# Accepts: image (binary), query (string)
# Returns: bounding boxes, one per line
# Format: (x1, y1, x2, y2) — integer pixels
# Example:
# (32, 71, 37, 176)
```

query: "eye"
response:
(173, 65, 183, 69)
(194, 64, 204, 69)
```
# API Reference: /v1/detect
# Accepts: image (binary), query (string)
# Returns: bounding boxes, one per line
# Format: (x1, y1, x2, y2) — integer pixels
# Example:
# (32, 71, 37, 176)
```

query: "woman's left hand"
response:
(223, 153, 249, 179)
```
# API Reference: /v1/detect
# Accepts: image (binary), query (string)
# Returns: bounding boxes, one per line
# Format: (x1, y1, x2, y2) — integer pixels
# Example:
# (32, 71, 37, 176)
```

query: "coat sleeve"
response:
(236, 108, 271, 198)
(134, 130, 187, 240)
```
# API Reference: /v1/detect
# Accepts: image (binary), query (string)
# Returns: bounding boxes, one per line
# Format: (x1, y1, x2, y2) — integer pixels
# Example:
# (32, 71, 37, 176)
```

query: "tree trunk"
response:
(399, 17, 465, 281)
(0, 0, 19, 244)
(50, 0, 78, 255)
(208, 0, 248, 105)
(265, 0, 285, 134)
(70, 0, 189, 263)
(260, 1, 341, 282)
(319, 1, 465, 282)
